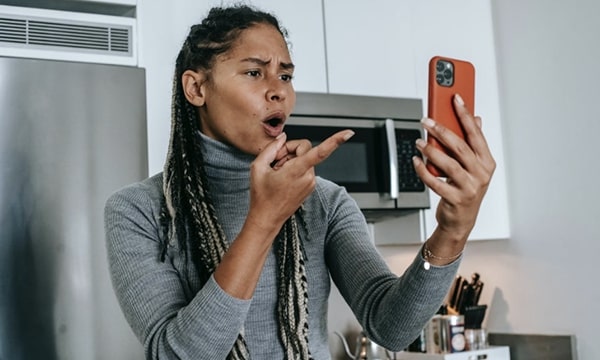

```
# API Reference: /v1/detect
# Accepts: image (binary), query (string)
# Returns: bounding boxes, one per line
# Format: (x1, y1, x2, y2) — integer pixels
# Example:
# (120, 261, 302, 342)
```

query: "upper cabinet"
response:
(250, 0, 328, 93)
(323, 0, 418, 98)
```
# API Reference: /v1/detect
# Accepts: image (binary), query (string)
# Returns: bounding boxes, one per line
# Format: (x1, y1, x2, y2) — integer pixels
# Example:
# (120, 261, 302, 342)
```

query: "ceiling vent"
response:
(0, 5, 137, 66)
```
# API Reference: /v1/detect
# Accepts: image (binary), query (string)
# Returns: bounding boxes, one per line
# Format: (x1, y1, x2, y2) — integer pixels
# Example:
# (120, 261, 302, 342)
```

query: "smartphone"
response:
(426, 56, 475, 177)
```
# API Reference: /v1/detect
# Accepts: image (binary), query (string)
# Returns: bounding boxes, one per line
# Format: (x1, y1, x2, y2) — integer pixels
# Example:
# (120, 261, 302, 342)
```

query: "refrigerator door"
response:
(0, 57, 147, 360)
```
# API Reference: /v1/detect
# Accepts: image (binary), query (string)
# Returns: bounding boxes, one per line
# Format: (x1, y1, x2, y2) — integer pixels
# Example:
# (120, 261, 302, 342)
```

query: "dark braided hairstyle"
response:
(161, 5, 312, 359)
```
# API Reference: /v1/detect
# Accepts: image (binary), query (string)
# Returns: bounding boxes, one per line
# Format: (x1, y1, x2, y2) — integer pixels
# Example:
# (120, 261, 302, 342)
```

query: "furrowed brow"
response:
(280, 62, 295, 71)
(241, 57, 269, 66)
(241, 57, 295, 71)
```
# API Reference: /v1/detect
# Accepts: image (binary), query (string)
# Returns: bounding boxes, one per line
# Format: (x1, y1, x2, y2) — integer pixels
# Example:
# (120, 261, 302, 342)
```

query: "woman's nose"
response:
(266, 79, 287, 102)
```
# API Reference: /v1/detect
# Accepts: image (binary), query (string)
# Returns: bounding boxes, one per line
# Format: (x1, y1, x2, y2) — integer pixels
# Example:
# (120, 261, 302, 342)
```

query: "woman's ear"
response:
(182, 70, 207, 106)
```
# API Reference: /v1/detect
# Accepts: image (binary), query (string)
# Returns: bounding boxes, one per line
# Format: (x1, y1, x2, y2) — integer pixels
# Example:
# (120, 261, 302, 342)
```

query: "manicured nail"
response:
(421, 117, 436, 128)
(415, 138, 426, 149)
(454, 93, 465, 106)
(412, 155, 421, 166)
(342, 130, 355, 141)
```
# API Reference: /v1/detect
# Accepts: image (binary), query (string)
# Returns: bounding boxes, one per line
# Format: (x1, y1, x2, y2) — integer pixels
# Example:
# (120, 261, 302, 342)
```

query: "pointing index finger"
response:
(301, 129, 354, 167)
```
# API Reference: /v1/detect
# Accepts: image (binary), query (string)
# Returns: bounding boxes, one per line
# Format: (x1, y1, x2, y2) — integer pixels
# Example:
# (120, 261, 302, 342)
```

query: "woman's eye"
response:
(280, 74, 293, 82)
(246, 70, 260, 77)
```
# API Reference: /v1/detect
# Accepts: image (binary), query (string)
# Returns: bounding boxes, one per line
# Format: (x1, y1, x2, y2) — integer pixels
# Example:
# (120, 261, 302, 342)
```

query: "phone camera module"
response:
(435, 60, 454, 87)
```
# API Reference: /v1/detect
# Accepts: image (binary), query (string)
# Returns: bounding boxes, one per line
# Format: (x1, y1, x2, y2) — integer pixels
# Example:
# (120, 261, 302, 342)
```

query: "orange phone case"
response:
(426, 56, 475, 177)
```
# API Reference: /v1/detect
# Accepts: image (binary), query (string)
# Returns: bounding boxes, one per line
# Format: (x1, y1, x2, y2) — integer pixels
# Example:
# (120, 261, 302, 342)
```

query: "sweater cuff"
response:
(192, 274, 253, 319)
(175, 275, 252, 343)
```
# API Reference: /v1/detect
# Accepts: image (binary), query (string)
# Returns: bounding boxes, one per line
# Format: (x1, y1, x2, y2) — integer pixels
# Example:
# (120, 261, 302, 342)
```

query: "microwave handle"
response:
(384, 119, 398, 199)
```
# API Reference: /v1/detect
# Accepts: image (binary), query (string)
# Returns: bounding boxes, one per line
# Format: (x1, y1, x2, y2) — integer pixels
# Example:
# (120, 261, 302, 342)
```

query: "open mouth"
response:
(266, 117, 283, 127)
(262, 114, 285, 137)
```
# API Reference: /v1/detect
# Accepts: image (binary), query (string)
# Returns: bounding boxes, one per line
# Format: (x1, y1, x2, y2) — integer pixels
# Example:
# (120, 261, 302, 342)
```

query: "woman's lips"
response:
(262, 112, 286, 137)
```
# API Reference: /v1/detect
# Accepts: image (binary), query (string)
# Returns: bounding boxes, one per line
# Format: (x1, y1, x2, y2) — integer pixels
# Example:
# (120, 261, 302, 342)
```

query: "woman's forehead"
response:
(205, 23, 291, 71)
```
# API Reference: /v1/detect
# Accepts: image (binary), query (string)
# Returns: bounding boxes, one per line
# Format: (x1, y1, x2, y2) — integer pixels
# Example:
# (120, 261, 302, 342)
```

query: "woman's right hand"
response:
(213, 130, 354, 299)
(247, 130, 354, 233)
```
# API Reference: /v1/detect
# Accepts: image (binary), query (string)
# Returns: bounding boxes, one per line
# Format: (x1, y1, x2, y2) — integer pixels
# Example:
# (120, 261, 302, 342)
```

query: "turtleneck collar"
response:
(198, 131, 256, 182)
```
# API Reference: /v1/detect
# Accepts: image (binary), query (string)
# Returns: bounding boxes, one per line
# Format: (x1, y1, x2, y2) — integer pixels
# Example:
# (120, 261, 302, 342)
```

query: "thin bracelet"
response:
(422, 241, 463, 270)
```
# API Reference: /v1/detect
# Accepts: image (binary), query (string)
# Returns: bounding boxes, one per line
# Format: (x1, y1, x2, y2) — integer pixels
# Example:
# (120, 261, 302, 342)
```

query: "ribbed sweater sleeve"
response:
(317, 180, 460, 351)
(104, 178, 252, 360)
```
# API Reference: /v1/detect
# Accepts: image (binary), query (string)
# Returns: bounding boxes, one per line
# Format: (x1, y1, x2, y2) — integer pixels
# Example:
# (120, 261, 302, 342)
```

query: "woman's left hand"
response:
(413, 94, 496, 248)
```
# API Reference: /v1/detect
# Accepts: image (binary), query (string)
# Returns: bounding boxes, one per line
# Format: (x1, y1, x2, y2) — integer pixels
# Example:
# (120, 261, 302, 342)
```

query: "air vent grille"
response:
(0, 16, 131, 55)
(0, 18, 26, 43)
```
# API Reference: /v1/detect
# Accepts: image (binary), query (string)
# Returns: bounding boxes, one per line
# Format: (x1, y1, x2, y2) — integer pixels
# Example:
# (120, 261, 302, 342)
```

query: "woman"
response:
(104, 5, 495, 360)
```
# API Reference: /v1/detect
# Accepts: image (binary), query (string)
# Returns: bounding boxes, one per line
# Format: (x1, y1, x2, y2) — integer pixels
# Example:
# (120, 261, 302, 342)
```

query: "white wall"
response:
(450, 0, 599, 357)
(487, 0, 599, 358)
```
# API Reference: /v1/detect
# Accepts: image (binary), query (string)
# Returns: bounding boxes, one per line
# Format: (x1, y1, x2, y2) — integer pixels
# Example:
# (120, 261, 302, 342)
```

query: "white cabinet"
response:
(323, 0, 418, 98)
(250, 0, 328, 93)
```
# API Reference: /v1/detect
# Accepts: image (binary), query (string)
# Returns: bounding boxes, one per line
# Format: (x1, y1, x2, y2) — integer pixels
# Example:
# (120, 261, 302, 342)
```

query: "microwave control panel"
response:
(395, 129, 425, 192)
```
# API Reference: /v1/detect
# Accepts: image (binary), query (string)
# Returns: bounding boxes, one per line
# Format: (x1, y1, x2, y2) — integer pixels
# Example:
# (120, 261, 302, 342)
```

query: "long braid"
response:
(276, 208, 311, 359)
(160, 5, 311, 359)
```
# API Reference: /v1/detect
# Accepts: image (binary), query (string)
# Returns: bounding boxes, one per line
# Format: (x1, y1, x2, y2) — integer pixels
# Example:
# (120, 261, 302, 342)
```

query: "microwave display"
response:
(315, 142, 368, 184)
(286, 124, 378, 193)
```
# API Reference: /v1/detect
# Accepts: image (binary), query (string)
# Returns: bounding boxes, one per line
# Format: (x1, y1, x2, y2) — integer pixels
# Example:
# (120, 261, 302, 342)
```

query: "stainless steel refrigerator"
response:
(0, 56, 147, 360)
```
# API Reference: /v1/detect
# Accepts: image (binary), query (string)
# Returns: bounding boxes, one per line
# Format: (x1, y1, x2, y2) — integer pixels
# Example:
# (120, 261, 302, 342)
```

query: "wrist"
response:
(422, 229, 465, 269)
(243, 209, 285, 239)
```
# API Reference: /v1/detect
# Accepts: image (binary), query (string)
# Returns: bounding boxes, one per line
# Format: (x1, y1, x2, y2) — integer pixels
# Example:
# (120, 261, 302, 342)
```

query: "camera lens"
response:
(436, 61, 445, 72)
(443, 69, 452, 79)
(436, 74, 444, 85)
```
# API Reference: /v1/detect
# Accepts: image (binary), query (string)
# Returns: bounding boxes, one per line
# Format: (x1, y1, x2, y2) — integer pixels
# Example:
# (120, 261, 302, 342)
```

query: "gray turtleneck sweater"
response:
(104, 133, 460, 359)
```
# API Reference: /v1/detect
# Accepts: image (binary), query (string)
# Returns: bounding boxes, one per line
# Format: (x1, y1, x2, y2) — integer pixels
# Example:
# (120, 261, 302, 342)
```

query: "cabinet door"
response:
(410, 0, 510, 241)
(323, 0, 418, 98)
(251, 0, 327, 93)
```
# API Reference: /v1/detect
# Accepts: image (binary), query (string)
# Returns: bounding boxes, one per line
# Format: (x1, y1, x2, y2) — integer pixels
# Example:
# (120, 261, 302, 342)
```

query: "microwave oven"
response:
(285, 92, 430, 222)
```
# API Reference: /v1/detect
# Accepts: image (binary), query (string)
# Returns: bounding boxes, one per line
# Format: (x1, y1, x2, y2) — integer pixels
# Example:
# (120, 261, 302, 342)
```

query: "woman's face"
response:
(196, 23, 296, 155)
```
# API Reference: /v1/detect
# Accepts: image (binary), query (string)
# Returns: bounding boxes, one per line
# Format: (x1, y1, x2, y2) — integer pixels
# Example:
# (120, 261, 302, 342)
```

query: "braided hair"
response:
(161, 5, 311, 359)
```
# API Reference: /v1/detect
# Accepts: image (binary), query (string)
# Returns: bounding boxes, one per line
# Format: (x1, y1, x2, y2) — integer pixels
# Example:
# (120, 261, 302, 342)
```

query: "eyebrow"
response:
(241, 57, 295, 71)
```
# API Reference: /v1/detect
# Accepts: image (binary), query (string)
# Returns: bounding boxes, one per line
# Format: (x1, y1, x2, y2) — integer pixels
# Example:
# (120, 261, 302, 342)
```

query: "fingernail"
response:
(342, 130, 355, 141)
(276, 132, 286, 139)
(454, 94, 465, 106)
(421, 117, 436, 128)
(412, 155, 420, 166)
(415, 138, 426, 149)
